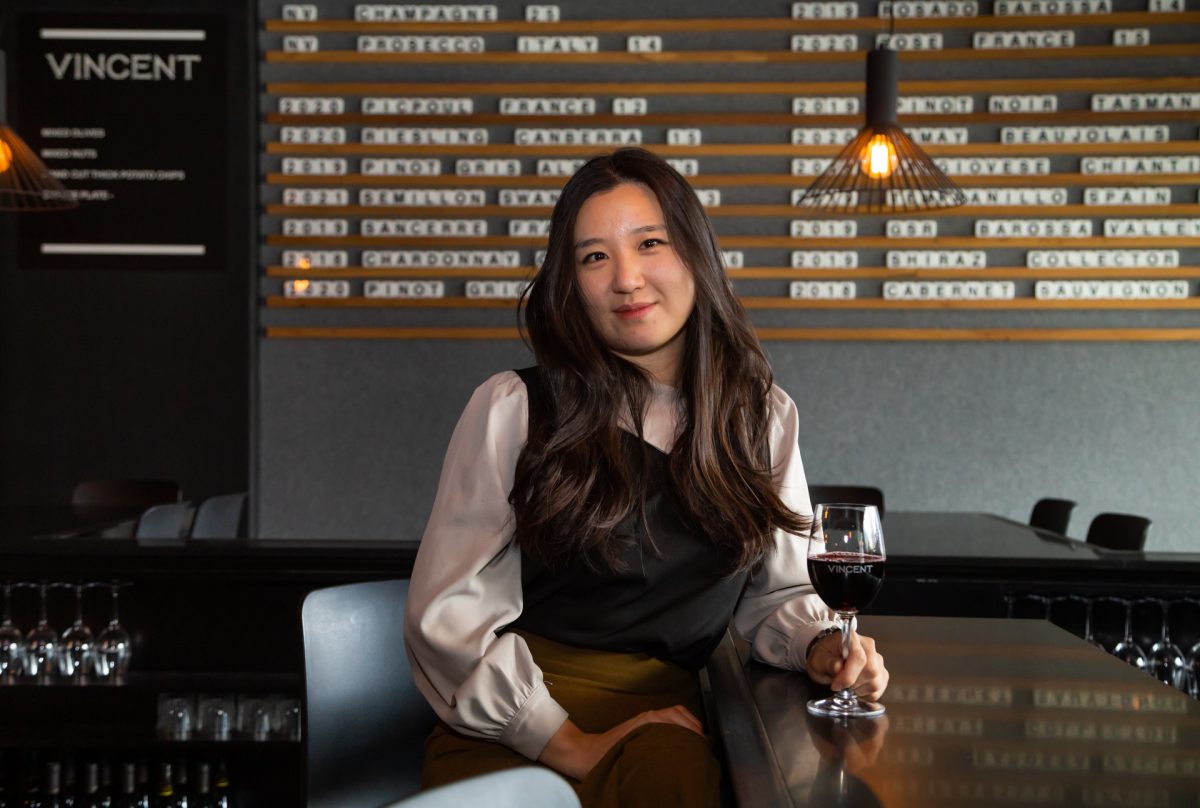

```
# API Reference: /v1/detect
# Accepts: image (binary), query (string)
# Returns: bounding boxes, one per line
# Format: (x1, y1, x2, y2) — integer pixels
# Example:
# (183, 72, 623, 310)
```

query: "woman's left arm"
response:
(731, 386, 889, 700)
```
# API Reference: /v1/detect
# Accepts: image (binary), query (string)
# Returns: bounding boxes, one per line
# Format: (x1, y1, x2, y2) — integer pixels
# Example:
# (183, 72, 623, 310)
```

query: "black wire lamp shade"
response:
(796, 47, 965, 215)
(0, 49, 77, 212)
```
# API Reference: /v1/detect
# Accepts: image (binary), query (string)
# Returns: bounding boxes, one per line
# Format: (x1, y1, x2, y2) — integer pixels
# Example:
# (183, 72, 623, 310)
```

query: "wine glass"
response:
(24, 581, 59, 681)
(1146, 599, 1186, 691)
(58, 583, 95, 680)
(93, 582, 131, 682)
(1185, 639, 1200, 700)
(0, 582, 24, 680)
(1067, 595, 1104, 650)
(1111, 598, 1148, 672)
(805, 503, 887, 719)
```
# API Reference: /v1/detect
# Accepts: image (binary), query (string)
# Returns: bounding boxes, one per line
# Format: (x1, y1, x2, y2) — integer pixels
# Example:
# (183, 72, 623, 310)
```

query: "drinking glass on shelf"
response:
(805, 503, 887, 719)
(198, 695, 236, 741)
(1111, 598, 1149, 672)
(58, 583, 95, 680)
(93, 581, 131, 682)
(0, 582, 24, 680)
(1146, 599, 1187, 691)
(24, 581, 59, 681)
(157, 694, 195, 741)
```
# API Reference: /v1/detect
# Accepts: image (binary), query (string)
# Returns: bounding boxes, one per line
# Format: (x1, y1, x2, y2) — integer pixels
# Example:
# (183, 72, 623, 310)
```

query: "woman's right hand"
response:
(537, 706, 704, 781)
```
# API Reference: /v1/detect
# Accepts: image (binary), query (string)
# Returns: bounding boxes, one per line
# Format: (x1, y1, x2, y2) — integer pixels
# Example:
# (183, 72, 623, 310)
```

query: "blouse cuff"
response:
(499, 683, 570, 760)
(789, 619, 841, 671)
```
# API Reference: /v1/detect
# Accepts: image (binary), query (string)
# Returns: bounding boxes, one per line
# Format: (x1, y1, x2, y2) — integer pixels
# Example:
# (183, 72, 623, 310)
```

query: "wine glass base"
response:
(806, 696, 886, 719)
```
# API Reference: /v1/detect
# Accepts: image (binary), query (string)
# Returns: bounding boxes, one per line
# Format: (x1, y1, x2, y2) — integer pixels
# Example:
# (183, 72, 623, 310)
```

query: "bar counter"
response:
(709, 616, 1200, 808)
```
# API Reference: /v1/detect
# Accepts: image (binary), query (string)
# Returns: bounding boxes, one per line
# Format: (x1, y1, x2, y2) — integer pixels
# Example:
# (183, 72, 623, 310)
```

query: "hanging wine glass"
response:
(1146, 599, 1187, 691)
(1111, 598, 1149, 672)
(24, 581, 60, 681)
(93, 581, 131, 682)
(1185, 639, 1200, 700)
(0, 582, 24, 680)
(58, 582, 95, 680)
(1070, 595, 1104, 651)
(1052, 595, 1101, 649)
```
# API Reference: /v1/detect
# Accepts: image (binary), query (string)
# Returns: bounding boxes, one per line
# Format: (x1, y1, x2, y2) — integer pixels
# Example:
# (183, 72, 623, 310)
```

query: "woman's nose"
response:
(611, 254, 644, 293)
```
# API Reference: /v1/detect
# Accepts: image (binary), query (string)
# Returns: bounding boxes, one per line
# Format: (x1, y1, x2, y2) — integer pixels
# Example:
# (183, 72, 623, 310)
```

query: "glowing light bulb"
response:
(292, 279, 311, 295)
(860, 134, 898, 179)
(0, 140, 12, 174)
(296, 257, 311, 269)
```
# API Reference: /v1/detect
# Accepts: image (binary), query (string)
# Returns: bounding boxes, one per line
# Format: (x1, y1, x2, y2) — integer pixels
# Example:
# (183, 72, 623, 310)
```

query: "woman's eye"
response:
(641, 238, 664, 249)
(580, 251, 606, 264)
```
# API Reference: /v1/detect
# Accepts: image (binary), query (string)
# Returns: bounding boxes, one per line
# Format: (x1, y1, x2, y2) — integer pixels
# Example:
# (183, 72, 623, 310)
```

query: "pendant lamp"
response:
(0, 49, 77, 212)
(796, 45, 965, 215)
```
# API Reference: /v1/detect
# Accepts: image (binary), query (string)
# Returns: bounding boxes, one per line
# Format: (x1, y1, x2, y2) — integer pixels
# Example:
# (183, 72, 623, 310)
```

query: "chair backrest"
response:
(382, 768, 580, 808)
(808, 485, 886, 517)
(134, 501, 194, 541)
(1086, 512, 1151, 552)
(302, 579, 434, 808)
(190, 493, 248, 539)
(1029, 498, 1076, 535)
(71, 479, 181, 509)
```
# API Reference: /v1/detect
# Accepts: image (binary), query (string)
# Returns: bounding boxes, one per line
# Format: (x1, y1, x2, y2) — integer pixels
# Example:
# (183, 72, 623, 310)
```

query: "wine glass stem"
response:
(831, 613, 859, 710)
(1124, 602, 1134, 644)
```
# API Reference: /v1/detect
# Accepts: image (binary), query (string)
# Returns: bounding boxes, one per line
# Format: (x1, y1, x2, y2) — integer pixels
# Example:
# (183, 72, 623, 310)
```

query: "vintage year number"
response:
(282, 5, 318, 20)
(627, 36, 663, 53)
(282, 35, 318, 52)
(525, 4, 560, 21)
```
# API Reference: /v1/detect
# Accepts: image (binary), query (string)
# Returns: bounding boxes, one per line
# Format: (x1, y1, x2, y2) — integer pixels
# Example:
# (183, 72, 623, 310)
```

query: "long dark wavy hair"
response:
(511, 148, 810, 574)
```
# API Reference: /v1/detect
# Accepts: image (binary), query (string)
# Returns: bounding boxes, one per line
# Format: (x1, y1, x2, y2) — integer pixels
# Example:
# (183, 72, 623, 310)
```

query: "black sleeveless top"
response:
(507, 366, 750, 671)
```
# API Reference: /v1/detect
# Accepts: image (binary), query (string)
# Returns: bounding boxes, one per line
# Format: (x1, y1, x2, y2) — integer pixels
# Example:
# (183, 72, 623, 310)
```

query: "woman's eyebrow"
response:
(573, 224, 666, 251)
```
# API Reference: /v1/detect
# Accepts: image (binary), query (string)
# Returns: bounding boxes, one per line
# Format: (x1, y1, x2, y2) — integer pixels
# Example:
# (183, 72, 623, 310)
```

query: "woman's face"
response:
(572, 182, 696, 386)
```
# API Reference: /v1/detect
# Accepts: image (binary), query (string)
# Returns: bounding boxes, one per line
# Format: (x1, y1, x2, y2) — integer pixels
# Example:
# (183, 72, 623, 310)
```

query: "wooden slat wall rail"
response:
(267, 112, 1199, 126)
(265, 327, 1200, 342)
(265, 44, 1200, 64)
(265, 12, 1200, 34)
(265, 143, 1200, 157)
(265, 297, 1200, 311)
(265, 78, 1200, 95)
(265, 267, 1200, 280)
(265, 236, 1200, 249)
(265, 204, 1200, 217)
(264, 173, 1200, 188)
(258, 1, 1200, 340)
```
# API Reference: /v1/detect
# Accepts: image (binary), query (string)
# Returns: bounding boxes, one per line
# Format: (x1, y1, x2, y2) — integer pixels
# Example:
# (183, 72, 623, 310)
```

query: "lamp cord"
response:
(882, 2, 896, 48)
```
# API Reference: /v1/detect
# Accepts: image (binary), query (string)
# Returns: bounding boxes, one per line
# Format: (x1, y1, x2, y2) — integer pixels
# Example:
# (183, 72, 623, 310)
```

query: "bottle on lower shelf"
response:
(0, 755, 233, 808)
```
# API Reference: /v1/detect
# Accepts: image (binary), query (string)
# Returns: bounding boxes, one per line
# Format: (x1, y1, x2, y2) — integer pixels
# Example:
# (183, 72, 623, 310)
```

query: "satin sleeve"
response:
(403, 371, 569, 760)
(732, 385, 838, 671)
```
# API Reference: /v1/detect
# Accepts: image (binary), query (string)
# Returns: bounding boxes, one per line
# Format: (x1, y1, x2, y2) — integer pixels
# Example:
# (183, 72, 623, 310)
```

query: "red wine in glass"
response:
(807, 552, 886, 614)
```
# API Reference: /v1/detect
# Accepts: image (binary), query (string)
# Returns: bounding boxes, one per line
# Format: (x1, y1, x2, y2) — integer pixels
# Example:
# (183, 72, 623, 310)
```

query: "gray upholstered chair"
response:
(190, 493, 247, 539)
(302, 579, 434, 808)
(134, 501, 194, 541)
(1029, 498, 1076, 535)
(1086, 512, 1151, 552)
(382, 768, 579, 808)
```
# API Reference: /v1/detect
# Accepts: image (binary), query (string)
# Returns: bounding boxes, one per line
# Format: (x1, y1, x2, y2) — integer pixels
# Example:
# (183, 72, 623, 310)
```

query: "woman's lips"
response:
(614, 302, 655, 319)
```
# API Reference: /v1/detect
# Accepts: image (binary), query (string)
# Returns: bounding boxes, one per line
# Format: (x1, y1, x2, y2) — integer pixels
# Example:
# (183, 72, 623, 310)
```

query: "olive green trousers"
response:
(421, 631, 723, 808)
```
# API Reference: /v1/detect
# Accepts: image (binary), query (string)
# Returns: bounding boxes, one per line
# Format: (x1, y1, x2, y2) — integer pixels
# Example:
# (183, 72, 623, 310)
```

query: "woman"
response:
(405, 148, 888, 805)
